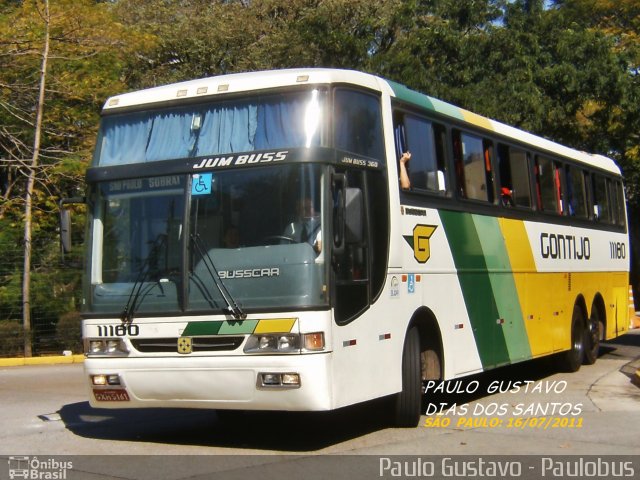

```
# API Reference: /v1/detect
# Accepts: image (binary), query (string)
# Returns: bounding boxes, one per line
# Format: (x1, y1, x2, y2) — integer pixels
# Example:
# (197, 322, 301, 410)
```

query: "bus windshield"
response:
(87, 164, 329, 315)
(93, 89, 326, 166)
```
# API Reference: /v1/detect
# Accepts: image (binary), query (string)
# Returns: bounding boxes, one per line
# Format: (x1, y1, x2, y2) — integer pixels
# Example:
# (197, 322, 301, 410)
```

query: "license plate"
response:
(93, 389, 130, 402)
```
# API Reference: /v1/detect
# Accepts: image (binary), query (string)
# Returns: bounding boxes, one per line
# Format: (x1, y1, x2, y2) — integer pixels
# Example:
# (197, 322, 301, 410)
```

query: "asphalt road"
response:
(0, 330, 639, 479)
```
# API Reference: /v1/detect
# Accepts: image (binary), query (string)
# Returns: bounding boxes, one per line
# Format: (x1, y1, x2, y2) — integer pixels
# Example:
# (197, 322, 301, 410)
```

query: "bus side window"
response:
(592, 174, 611, 222)
(535, 156, 560, 214)
(335, 89, 384, 160)
(554, 161, 565, 215)
(565, 165, 588, 218)
(453, 130, 492, 202)
(497, 145, 532, 208)
(433, 124, 447, 191)
(606, 178, 626, 226)
(393, 111, 446, 193)
(615, 181, 626, 226)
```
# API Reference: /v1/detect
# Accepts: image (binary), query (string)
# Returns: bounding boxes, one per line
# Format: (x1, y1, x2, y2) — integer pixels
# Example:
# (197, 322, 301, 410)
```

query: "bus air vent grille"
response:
(131, 336, 244, 353)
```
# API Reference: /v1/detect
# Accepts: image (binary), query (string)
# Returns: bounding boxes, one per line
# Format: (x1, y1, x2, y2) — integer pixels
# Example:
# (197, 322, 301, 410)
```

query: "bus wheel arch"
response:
(558, 303, 585, 372)
(391, 308, 443, 427)
(410, 307, 444, 382)
(584, 294, 606, 365)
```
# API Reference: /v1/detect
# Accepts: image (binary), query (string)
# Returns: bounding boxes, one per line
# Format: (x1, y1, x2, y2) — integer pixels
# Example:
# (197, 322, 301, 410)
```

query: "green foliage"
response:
(55, 311, 83, 354)
(0, 321, 25, 357)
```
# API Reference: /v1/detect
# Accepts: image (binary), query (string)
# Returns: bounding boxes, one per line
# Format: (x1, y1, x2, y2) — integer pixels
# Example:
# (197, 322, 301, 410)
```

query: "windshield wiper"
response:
(190, 233, 246, 320)
(121, 234, 168, 324)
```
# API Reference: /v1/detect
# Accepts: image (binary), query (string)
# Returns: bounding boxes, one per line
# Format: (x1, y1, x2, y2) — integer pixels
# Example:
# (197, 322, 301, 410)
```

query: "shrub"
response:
(0, 321, 25, 357)
(55, 311, 83, 354)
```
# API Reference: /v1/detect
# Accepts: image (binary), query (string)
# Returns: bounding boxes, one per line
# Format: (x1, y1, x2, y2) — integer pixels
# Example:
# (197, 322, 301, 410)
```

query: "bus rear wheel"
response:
(558, 305, 584, 372)
(392, 326, 422, 428)
(583, 307, 602, 365)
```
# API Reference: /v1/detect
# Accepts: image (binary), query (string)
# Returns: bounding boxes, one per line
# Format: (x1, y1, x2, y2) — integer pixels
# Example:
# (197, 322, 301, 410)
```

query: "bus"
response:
(73, 68, 630, 427)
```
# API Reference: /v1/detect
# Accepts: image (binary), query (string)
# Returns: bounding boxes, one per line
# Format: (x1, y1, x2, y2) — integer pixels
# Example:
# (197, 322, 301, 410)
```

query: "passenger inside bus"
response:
(283, 197, 322, 253)
(399, 151, 412, 189)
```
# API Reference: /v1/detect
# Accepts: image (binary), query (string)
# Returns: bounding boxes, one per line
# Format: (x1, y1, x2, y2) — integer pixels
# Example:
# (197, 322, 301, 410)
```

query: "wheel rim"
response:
(589, 318, 599, 347)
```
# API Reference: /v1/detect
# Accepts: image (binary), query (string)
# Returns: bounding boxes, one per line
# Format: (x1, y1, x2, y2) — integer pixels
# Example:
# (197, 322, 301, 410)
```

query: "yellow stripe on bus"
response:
(254, 318, 297, 334)
(498, 218, 552, 357)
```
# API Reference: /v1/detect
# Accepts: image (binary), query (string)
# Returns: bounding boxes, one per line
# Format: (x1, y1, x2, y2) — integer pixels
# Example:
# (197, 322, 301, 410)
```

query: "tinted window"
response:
(497, 145, 532, 207)
(614, 181, 626, 226)
(535, 156, 561, 213)
(592, 174, 611, 222)
(334, 89, 384, 160)
(566, 165, 588, 218)
(453, 130, 493, 202)
(393, 112, 447, 192)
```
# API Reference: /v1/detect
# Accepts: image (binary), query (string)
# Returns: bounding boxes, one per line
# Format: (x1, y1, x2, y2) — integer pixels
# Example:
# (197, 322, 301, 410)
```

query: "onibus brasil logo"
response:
(7, 456, 73, 480)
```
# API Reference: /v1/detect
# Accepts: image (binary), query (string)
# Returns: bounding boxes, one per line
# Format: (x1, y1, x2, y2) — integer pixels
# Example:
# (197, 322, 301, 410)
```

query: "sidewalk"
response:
(0, 354, 84, 367)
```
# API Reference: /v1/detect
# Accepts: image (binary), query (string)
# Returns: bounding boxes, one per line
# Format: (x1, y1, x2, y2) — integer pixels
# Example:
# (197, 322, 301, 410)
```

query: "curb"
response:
(0, 354, 84, 367)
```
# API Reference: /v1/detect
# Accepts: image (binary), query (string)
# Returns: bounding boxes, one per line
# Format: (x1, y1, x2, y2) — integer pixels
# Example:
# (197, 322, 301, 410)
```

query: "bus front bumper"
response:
(85, 353, 333, 411)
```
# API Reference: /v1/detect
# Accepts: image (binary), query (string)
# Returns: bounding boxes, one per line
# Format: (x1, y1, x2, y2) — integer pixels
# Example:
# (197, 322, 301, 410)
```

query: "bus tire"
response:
(392, 326, 422, 428)
(583, 307, 601, 365)
(558, 305, 584, 372)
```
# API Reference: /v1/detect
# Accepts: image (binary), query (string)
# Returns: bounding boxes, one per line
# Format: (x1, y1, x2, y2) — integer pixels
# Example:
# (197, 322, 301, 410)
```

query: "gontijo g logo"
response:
(404, 225, 438, 264)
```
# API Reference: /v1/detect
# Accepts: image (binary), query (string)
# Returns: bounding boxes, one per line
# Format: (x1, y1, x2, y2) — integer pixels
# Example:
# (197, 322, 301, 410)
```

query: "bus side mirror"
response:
(59, 197, 85, 256)
(331, 173, 364, 257)
(60, 208, 72, 254)
(332, 174, 347, 255)
(344, 187, 363, 244)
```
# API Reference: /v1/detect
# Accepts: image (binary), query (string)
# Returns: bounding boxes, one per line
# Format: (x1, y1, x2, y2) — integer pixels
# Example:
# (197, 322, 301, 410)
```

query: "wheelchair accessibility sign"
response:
(191, 173, 213, 196)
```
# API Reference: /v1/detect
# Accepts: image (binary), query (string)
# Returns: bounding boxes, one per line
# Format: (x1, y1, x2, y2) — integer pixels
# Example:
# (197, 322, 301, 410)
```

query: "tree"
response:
(21, 0, 51, 357)
(0, 0, 136, 355)
(115, 0, 401, 88)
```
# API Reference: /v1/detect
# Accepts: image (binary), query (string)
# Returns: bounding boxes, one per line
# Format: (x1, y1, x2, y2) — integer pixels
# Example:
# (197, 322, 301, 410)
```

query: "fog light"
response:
(281, 373, 300, 386)
(91, 374, 107, 386)
(258, 372, 301, 389)
(262, 373, 281, 385)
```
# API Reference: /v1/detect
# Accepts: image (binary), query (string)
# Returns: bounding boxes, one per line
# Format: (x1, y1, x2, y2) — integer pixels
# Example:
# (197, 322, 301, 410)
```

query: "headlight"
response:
(84, 338, 129, 356)
(244, 332, 325, 354)
(245, 333, 300, 353)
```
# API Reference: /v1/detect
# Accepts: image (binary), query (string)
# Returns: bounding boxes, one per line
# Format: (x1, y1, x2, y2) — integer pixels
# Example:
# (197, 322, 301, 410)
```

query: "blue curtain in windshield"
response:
(254, 98, 306, 149)
(196, 104, 258, 154)
(146, 110, 199, 161)
(96, 94, 318, 166)
(99, 113, 153, 166)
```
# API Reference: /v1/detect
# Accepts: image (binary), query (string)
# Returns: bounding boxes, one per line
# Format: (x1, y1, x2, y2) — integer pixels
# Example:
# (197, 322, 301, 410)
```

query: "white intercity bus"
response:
(73, 69, 630, 427)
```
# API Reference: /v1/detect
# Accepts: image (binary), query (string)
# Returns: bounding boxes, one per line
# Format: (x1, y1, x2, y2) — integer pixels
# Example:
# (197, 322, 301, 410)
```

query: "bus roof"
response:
(102, 68, 620, 175)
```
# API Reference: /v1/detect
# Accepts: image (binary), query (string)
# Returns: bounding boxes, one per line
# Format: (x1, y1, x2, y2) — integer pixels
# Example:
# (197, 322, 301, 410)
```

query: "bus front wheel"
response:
(392, 326, 422, 428)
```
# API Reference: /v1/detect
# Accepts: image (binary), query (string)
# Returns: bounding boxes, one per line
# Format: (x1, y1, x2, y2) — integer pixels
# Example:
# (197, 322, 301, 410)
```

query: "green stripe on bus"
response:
(388, 80, 435, 110)
(440, 211, 510, 368)
(182, 321, 222, 336)
(182, 320, 260, 336)
(471, 215, 532, 363)
(387, 80, 465, 121)
(218, 319, 259, 335)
